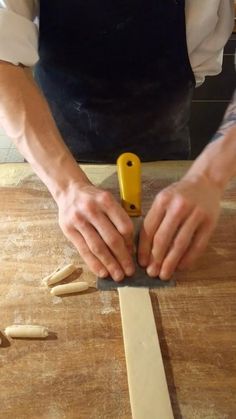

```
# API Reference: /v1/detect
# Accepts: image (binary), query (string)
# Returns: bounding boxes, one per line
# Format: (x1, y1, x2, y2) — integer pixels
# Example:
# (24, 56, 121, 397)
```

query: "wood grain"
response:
(0, 162, 236, 419)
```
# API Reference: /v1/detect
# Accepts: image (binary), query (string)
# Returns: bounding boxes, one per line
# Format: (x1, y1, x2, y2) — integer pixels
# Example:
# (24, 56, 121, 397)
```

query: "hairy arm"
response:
(190, 91, 236, 190)
(213, 90, 236, 141)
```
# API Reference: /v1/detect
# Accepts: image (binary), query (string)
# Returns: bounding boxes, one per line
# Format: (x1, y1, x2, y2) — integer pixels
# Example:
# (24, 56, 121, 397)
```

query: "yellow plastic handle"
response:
(116, 152, 142, 217)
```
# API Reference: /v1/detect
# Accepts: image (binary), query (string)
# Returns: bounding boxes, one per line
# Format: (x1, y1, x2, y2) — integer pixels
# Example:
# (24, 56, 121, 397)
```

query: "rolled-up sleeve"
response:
(0, 0, 39, 67)
(186, 0, 234, 86)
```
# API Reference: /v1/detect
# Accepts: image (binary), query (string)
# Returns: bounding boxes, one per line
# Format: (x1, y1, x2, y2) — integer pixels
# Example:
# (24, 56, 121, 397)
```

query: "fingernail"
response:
(125, 265, 135, 277)
(159, 270, 170, 280)
(98, 269, 108, 278)
(147, 265, 160, 278)
(113, 270, 124, 282)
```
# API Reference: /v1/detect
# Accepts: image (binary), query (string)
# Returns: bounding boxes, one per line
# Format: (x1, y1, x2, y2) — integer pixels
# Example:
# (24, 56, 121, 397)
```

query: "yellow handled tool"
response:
(117, 152, 142, 217)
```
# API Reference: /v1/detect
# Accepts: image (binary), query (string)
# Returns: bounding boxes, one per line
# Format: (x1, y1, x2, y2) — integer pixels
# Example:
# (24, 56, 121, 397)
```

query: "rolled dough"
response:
(42, 264, 76, 286)
(50, 282, 89, 296)
(5, 325, 49, 339)
(118, 287, 174, 419)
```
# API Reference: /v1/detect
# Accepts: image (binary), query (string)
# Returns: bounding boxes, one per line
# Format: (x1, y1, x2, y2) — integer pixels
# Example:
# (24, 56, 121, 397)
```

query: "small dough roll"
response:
(51, 282, 89, 296)
(42, 263, 77, 286)
(5, 325, 49, 339)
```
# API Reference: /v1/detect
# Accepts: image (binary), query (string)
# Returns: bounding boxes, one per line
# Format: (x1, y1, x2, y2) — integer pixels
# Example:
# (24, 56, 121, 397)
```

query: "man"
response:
(0, 0, 234, 282)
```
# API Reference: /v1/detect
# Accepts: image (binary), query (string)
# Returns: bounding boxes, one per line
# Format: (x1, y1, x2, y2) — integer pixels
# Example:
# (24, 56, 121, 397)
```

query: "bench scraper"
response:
(97, 152, 175, 290)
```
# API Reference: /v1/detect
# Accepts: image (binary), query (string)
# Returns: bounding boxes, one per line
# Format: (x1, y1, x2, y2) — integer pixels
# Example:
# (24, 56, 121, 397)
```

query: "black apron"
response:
(35, 0, 195, 163)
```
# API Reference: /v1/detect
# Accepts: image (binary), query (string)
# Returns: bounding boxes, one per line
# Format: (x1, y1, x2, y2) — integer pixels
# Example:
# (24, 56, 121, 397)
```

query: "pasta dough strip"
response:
(5, 325, 49, 339)
(50, 282, 89, 296)
(118, 287, 173, 419)
(42, 264, 76, 286)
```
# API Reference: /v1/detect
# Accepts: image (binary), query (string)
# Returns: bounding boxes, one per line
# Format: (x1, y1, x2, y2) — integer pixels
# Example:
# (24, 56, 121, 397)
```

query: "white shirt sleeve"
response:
(186, 0, 234, 86)
(0, 0, 234, 85)
(0, 0, 39, 66)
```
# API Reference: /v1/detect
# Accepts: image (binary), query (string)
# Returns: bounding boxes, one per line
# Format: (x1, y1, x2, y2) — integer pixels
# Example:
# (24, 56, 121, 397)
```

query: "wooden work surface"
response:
(0, 162, 236, 419)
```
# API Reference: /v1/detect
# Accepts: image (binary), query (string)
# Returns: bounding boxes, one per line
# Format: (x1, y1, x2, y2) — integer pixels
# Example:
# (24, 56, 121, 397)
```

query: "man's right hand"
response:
(57, 182, 135, 281)
(0, 63, 135, 282)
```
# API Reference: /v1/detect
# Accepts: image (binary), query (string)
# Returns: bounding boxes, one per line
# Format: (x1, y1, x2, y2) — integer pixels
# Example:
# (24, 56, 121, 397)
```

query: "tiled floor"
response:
(0, 128, 24, 163)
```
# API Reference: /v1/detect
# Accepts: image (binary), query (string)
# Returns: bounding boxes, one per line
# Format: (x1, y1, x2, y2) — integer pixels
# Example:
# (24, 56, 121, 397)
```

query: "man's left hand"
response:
(138, 174, 222, 279)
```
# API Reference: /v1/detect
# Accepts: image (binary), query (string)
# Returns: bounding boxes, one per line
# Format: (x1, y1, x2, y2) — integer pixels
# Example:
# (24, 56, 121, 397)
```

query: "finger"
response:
(91, 212, 135, 277)
(146, 200, 191, 277)
(65, 228, 109, 278)
(76, 221, 126, 282)
(159, 208, 205, 280)
(138, 204, 166, 267)
(101, 193, 134, 249)
(178, 222, 213, 271)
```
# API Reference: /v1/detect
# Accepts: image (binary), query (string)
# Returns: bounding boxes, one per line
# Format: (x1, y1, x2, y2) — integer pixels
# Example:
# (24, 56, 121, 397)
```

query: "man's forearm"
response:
(212, 90, 236, 141)
(187, 91, 236, 191)
(0, 62, 135, 281)
(0, 62, 90, 200)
